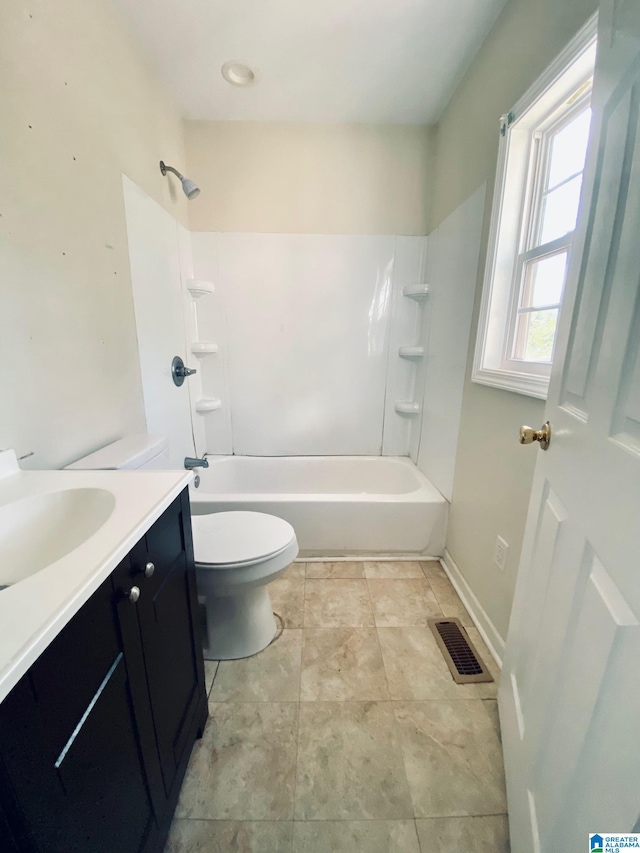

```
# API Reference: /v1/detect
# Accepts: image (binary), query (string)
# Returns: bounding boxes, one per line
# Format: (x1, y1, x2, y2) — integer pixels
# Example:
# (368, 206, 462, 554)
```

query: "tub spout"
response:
(184, 456, 209, 470)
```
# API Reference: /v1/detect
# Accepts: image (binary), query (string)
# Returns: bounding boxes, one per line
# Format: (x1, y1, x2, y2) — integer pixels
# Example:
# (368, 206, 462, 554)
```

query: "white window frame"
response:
(472, 14, 598, 399)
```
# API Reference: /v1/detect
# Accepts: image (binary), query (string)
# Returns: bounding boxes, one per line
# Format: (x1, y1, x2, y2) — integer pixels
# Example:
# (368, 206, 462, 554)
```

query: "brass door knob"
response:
(519, 421, 551, 450)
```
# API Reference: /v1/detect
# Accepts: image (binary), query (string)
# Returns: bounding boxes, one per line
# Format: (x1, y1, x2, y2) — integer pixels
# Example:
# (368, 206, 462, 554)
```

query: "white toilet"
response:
(192, 511, 298, 660)
(66, 435, 299, 660)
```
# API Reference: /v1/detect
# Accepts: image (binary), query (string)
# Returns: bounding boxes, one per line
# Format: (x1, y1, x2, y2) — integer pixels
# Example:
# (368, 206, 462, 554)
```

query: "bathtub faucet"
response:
(184, 455, 209, 470)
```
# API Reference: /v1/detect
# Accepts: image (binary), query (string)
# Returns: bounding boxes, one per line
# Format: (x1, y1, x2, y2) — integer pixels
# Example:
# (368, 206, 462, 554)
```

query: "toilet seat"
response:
(192, 511, 296, 568)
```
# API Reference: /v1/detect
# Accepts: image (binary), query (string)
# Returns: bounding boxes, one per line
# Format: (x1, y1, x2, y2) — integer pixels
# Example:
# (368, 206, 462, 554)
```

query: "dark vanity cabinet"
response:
(0, 488, 208, 853)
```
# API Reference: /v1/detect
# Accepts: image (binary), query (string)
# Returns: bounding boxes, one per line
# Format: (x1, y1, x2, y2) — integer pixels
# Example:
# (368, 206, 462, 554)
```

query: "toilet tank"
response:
(65, 435, 170, 470)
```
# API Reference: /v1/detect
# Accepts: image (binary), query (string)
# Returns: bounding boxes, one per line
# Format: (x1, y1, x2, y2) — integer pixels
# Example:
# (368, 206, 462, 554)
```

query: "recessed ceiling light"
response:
(221, 60, 259, 87)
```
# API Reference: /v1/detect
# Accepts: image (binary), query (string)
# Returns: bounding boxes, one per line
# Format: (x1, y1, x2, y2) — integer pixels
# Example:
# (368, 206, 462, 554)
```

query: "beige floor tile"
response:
(286, 563, 306, 580)
(377, 628, 476, 700)
(367, 579, 442, 627)
(306, 561, 365, 578)
(364, 561, 424, 579)
(482, 699, 502, 742)
(428, 575, 473, 626)
(420, 560, 446, 579)
(270, 573, 305, 628)
(465, 627, 500, 699)
(204, 661, 219, 697)
(210, 630, 302, 702)
(292, 820, 420, 852)
(393, 700, 507, 818)
(415, 815, 510, 852)
(164, 819, 293, 852)
(300, 628, 389, 701)
(295, 702, 414, 820)
(304, 579, 374, 627)
(176, 703, 298, 820)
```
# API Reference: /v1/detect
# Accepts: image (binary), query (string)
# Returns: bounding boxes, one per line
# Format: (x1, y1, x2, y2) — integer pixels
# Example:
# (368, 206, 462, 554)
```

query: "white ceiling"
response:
(115, 0, 507, 124)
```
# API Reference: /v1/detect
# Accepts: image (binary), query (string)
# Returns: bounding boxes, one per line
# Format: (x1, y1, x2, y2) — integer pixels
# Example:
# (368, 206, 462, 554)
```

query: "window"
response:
(473, 16, 597, 399)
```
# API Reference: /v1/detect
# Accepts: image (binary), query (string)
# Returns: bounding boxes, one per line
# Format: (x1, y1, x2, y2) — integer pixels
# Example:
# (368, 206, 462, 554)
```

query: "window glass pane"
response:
(525, 252, 567, 307)
(514, 309, 559, 362)
(540, 174, 583, 243)
(547, 107, 592, 190)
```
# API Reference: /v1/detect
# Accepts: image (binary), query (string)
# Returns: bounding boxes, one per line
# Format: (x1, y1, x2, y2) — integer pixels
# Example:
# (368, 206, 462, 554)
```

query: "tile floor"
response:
(165, 561, 510, 852)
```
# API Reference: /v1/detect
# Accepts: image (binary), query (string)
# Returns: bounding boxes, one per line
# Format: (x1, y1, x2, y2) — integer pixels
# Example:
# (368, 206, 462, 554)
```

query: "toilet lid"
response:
(192, 511, 296, 566)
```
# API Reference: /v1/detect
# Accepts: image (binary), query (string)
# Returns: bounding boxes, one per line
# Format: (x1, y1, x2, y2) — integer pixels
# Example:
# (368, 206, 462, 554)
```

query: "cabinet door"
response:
(0, 578, 158, 853)
(131, 491, 206, 796)
(0, 793, 21, 852)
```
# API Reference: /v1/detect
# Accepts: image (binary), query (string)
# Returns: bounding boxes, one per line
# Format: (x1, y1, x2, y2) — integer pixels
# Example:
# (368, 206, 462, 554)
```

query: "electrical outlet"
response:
(494, 536, 509, 572)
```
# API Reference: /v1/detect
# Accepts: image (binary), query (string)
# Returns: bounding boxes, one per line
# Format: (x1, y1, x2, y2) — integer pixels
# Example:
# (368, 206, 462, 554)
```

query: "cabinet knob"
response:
(127, 586, 141, 604)
(144, 562, 155, 578)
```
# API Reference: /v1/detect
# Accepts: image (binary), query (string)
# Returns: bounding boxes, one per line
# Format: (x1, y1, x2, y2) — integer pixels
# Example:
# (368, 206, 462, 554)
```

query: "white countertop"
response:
(0, 453, 191, 703)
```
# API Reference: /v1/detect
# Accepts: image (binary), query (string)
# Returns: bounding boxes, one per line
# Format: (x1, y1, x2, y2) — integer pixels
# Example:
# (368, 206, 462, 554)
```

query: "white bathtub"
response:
(189, 456, 447, 556)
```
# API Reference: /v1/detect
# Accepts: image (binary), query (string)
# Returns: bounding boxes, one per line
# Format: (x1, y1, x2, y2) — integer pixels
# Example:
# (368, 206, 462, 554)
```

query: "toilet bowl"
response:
(66, 436, 299, 661)
(193, 511, 298, 660)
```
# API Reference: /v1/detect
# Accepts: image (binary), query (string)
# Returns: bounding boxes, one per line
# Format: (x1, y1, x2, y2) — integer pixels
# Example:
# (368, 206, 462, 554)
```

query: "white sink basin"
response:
(0, 489, 116, 588)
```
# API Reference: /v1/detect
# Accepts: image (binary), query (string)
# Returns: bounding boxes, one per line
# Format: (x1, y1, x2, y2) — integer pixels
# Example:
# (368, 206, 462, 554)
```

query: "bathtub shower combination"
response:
(124, 182, 486, 559)
(190, 455, 447, 556)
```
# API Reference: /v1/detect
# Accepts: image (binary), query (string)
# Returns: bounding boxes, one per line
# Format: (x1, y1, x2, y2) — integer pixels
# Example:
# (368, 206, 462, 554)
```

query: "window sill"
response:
(471, 365, 549, 400)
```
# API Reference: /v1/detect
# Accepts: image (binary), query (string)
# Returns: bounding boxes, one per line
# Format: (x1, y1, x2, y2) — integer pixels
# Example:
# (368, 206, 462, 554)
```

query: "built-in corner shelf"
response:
(195, 398, 222, 414)
(394, 401, 420, 415)
(402, 284, 430, 301)
(190, 342, 219, 359)
(398, 346, 425, 359)
(187, 279, 215, 299)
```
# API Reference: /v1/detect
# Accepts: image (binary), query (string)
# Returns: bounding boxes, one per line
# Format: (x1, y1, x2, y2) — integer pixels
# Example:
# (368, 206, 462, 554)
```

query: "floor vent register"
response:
(428, 617, 494, 684)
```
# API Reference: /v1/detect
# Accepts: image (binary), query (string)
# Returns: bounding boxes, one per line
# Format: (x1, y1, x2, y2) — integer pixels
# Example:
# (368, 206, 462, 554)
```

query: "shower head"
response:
(180, 177, 200, 200)
(159, 161, 201, 200)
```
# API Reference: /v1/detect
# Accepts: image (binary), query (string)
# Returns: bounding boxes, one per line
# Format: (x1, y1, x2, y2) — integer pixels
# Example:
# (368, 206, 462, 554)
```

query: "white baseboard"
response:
(296, 554, 441, 562)
(440, 548, 505, 668)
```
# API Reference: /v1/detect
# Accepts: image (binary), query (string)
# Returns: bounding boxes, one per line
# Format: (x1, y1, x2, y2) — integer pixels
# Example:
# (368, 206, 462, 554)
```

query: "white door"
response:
(122, 176, 196, 468)
(500, 3, 640, 851)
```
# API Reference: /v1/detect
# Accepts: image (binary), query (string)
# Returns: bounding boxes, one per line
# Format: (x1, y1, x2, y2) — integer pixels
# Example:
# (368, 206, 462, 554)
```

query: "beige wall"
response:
(431, 0, 598, 641)
(185, 121, 434, 235)
(0, 0, 188, 468)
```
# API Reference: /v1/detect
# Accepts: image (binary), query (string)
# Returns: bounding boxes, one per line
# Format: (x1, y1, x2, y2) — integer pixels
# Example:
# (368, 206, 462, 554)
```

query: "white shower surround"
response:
(417, 184, 487, 500)
(191, 232, 428, 458)
(190, 455, 447, 555)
